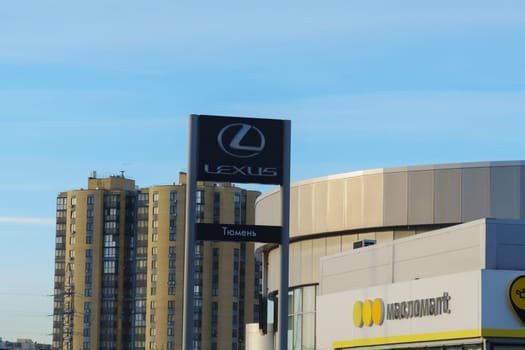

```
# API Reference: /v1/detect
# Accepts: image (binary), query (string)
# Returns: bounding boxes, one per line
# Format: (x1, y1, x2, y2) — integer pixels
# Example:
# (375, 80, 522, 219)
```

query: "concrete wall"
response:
(318, 218, 525, 296)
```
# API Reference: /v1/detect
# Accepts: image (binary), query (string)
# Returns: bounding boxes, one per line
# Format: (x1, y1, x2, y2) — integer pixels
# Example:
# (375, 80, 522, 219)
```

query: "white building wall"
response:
(319, 218, 525, 295)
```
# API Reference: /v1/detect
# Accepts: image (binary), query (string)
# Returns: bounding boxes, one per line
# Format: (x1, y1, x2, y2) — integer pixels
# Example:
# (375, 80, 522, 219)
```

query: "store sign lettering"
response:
(353, 292, 451, 328)
(386, 292, 451, 320)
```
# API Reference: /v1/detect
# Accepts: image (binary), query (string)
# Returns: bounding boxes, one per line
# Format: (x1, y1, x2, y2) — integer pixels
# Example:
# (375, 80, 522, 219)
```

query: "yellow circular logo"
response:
(372, 298, 385, 325)
(353, 301, 363, 327)
(509, 275, 525, 324)
(363, 299, 373, 326)
(353, 298, 384, 327)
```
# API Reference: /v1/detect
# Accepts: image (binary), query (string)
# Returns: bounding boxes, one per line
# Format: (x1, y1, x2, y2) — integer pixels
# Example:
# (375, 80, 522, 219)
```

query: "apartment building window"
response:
(233, 248, 240, 297)
(213, 192, 221, 223)
(212, 248, 220, 296)
(105, 194, 118, 207)
(57, 197, 67, 210)
(85, 249, 92, 297)
(103, 261, 116, 274)
(152, 219, 158, 243)
(196, 190, 205, 222)
(232, 302, 239, 350)
(170, 191, 177, 241)
(138, 192, 149, 206)
(105, 207, 118, 221)
(104, 235, 116, 247)
(83, 301, 91, 348)
(211, 302, 218, 350)
(86, 196, 94, 244)
(234, 192, 241, 224)
(169, 218, 177, 241)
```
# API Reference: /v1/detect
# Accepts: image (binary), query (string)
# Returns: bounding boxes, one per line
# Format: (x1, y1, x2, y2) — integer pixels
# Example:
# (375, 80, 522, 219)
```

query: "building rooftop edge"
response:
(258, 160, 525, 201)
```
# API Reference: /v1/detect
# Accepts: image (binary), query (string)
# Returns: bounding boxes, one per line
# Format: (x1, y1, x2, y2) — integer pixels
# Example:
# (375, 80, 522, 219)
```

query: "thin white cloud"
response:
(0, 217, 55, 226)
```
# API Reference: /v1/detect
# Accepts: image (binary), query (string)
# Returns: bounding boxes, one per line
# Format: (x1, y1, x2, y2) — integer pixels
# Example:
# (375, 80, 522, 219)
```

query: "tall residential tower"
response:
(52, 173, 261, 350)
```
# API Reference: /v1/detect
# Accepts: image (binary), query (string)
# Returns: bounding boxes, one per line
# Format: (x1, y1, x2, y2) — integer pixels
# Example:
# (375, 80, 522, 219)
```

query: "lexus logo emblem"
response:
(217, 123, 266, 158)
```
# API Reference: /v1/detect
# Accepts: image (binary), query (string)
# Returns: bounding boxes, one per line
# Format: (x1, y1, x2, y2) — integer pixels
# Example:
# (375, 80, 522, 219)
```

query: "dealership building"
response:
(250, 161, 525, 350)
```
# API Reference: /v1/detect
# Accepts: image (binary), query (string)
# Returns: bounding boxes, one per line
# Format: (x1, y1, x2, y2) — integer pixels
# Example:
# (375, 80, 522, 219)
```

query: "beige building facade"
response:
(53, 173, 261, 350)
(253, 161, 525, 350)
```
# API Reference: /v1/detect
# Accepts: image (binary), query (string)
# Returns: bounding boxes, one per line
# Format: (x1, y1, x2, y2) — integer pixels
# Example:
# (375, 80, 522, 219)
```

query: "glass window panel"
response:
(288, 291, 294, 315)
(293, 314, 302, 350)
(303, 285, 316, 313)
(302, 313, 315, 350)
(294, 288, 302, 314)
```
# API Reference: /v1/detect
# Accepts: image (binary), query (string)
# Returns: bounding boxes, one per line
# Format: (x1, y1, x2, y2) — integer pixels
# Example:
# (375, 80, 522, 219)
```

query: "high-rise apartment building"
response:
(52, 172, 261, 350)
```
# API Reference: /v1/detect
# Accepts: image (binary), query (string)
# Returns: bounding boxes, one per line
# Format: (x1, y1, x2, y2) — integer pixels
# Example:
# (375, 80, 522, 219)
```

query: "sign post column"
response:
(182, 117, 198, 350)
(279, 120, 291, 350)
(183, 114, 290, 350)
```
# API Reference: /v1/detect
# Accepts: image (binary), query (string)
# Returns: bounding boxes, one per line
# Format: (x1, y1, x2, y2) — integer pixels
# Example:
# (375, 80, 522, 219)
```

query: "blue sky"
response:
(1, 0, 524, 343)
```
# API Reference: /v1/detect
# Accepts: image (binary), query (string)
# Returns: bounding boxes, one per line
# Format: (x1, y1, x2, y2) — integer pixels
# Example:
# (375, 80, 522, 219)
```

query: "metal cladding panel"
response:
(290, 185, 300, 237)
(255, 191, 281, 226)
(327, 179, 347, 231)
(383, 171, 408, 226)
(290, 241, 301, 286)
(521, 169, 525, 220)
(267, 247, 281, 292)
(300, 240, 314, 284)
(312, 239, 327, 285)
(327, 236, 342, 255)
(256, 161, 525, 240)
(408, 170, 435, 225)
(346, 176, 363, 229)
(487, 221, 525, 270)
(462, 167, 491, 222)
(313, 181, 329, 234)
(363, 173, 384, 228)
(341, 235, 357, 251)
(296, 184, 314, 237)
(491, 166, 521, 219)
(434, 168, 462, 224)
